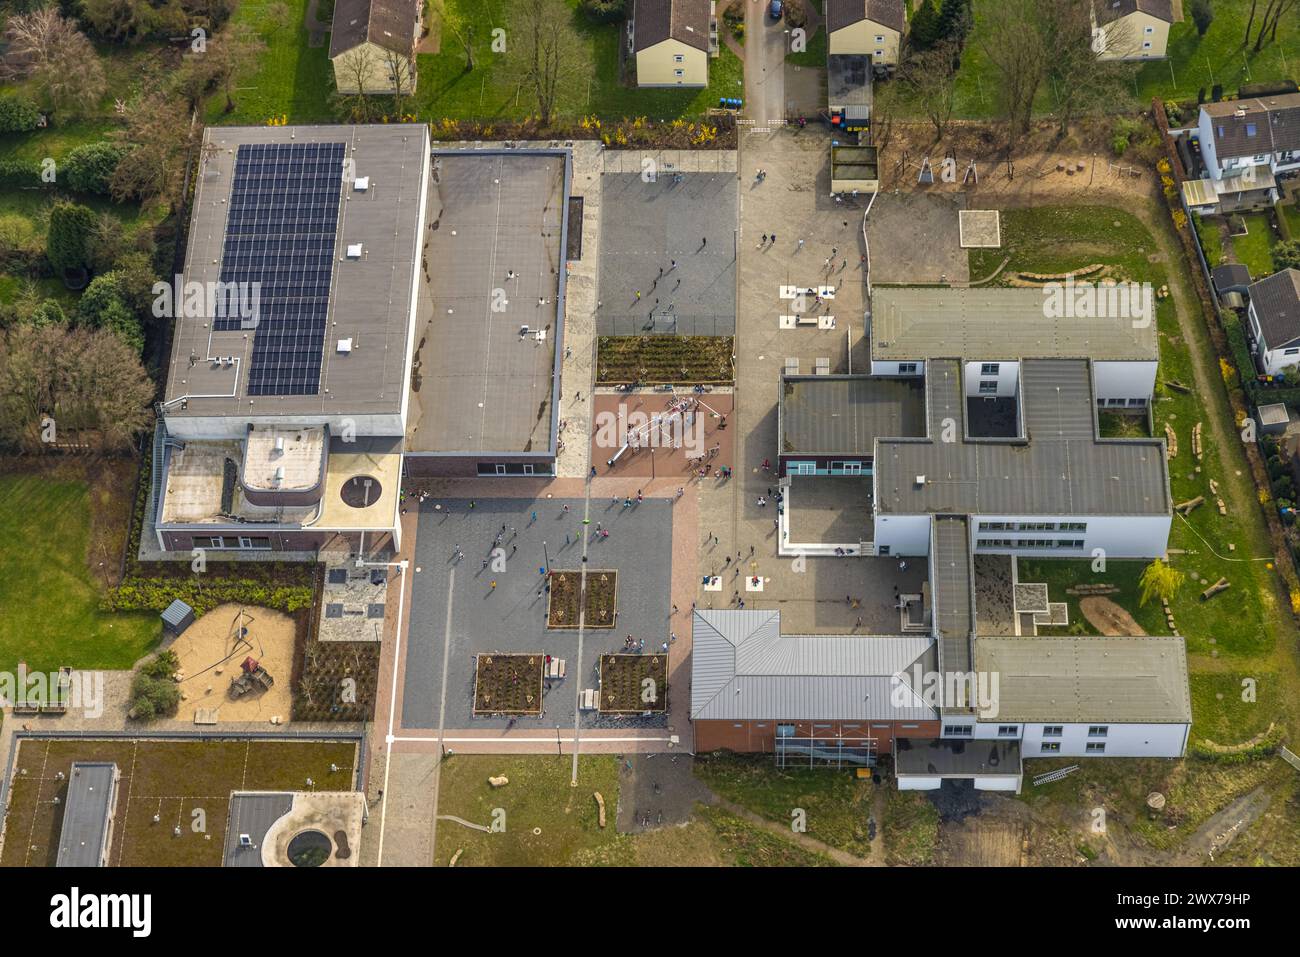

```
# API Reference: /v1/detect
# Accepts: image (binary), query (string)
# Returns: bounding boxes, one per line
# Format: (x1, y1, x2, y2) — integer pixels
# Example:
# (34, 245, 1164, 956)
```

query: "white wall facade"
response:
(971, 514, 1170, 559)
(872, 513, 931, 556)
(1092, 360, 1157, 405)
(963, 360, 1019, 398)
(1017, 721, 1188, 758)
(870, 359, 926, 378)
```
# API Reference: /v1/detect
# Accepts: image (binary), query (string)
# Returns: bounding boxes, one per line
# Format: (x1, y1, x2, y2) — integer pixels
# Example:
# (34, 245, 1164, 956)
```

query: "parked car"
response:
(769, 0, 783, 20)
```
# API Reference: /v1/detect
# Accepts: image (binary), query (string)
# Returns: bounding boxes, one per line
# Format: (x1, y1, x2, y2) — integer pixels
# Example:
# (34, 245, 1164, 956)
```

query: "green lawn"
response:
(0, 474, 159, 676)
(973, 205, 1281, 661)
(880, 783, 938, 865)
(931, 0, 1300, 121)
(1228, 210, 1281, 278)
(415, 0, 743, 123)
(1136, 0, 1300, 105)
(1280, 201, 1300, 240)
(786, 0, 827, 68)
(1188, 671, 1281, 744)
(693, 751, 873, 856)
(208, 0, 336, 125)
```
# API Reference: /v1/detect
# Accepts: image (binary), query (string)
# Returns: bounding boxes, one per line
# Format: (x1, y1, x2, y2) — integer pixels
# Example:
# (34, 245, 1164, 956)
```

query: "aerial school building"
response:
(695, 287, 1191, 789)
(149, 126, 571, 557)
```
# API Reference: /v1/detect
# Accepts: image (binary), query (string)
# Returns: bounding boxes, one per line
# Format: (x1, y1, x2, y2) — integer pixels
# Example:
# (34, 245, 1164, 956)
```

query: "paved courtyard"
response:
(401, 497, 674, 732)
(864, 191, 969, 284)
(596, 172, 738, 336)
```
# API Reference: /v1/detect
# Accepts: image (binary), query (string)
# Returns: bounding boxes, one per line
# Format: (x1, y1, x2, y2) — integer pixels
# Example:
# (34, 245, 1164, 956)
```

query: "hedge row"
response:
(1187, 725, 1284, 763)
(107, 577, 314, 616)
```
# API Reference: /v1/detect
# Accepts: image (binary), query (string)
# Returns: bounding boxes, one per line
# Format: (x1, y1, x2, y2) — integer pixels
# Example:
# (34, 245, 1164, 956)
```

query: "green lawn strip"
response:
(1227, 210, 1280, 278)
(430, 755, 620, 866)
(692, 751, 872, 856)
(880, 783, 938, 865)
(785, 1, 827, 68)
(208, 0, 336, 125)
(1280, 202, 1300, 241)
(0, 475, 160, 677)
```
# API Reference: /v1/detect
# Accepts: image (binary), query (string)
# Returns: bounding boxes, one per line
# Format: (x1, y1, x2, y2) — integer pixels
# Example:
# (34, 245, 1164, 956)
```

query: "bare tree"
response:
(110, 91, 198, 205)
(979, 0, 1048, 150)
(1045, 0, 1133, 138)
(900, 40, 961, 142)
(1251, 0, 1297, 51)
(341, 44, 379, 121)
(383, 47, 417, 117)
(208, 23, 266, 113)
(508, 0, 583, 127)
(0, 324, 154, 454)
(2, 9, 105, 116)
(432, 0, 475, 72)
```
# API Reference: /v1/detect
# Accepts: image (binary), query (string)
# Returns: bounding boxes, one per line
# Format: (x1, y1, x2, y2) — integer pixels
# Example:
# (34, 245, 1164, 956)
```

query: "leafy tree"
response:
(1138, 559, 1185, 607)
(128, 651, 181, 720)
(909, 0, 943, 50)
(77, 272, 144, 353)
(1188, 0, 1214, 36)
(1273, 240, 1300, 272)
(935, 0, 971, 44)
(46, 201, 97, 275)
(28, 300, 68, 327)
(64, 142, 130, 194)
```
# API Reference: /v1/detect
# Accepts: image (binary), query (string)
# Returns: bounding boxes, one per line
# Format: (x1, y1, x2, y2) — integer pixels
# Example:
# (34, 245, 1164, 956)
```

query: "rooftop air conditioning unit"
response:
(337, 338, 353, 354)
(914, 475, 926, 487)
(354, 176, 370, 191)
(346, 243, 363, 259)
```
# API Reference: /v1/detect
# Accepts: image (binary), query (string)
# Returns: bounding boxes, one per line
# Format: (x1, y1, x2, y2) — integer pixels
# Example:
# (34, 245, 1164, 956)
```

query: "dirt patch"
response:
(1079, 596, 1147, 636)
(170, 604, 295, 722)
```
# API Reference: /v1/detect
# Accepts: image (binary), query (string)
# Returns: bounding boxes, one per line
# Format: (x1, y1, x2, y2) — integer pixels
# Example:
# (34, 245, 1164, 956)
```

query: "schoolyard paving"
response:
(400, 496, 674, 732)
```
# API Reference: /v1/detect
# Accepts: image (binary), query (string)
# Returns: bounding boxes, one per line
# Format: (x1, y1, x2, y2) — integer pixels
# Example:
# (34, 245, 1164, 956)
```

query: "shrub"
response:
(78, 272, 144, 353)
(0, 95, 42, 133)
(64, 142, 130, 195)
(46, 201, 96, 275)
(1274, 239, 1300, 272)
(128, 649, 181, 721)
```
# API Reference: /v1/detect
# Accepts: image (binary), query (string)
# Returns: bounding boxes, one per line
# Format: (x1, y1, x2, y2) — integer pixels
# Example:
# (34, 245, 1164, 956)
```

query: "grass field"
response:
(880, 783, 939, 865)
(0, 473, 159, 676)
(431, 755, 834, 866)
(0, 737, 359, 867)
(936, 0, 1300, 121)
(208, 0, 336, 125)
(414, 0, 744, 123)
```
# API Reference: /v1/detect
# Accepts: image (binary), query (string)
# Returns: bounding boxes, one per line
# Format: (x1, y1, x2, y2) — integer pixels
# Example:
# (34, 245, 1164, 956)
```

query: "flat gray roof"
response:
(223, 791, 294, 867)
(691, 610, 938, 722)
(871, 287, 1159, 361)
(56, 762, 117, 867)
(406, 151, 566, 455)
(876, 359, 1169, 516)
(894, 738, 1022, 777)
(780, 375, 924, 456)
(975, 635, 1192, 723)
(932, 515, 974, 682)
(164, 124, 429, 420)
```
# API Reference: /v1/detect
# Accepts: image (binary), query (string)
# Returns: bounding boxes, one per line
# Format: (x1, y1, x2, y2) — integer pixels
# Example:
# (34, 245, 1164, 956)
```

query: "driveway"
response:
(745, 0, 789, 127)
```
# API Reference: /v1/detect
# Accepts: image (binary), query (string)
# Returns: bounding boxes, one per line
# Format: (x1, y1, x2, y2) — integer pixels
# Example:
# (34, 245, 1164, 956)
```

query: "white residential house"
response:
(1246, 269, 1300, 377)
(1187, 93, 1300, 211)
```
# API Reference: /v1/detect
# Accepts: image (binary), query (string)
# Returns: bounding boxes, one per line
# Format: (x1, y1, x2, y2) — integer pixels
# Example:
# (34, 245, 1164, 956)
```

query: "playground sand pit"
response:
(170, 604, 296, 722)
(1079, 596, 1147, 637)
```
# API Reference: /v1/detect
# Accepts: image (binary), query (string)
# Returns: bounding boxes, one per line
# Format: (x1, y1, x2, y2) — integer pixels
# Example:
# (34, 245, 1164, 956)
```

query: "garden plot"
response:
(547, 570, 619, 629)
(473, 654, 545, 716)
(598, 654, 668, 714)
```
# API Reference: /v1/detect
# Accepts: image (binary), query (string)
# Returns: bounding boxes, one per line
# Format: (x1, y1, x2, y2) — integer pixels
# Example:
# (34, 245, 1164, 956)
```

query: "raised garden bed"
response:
(599, 654, 668, 713)
(547, 570, 618, 629)
(596, 336, 735, 385)
(293, 640, 381, 722)
(473, 654, 544, 715)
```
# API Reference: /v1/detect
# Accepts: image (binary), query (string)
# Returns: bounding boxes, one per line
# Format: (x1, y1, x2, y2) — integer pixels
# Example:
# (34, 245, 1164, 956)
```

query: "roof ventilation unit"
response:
(346, 243, 363, 259)
(354, 176, 370, 191)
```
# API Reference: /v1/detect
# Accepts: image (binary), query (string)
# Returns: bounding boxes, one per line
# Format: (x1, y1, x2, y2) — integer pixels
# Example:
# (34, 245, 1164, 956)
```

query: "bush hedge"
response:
(0, 95, 42, 133)
(108, 576, 314, 616)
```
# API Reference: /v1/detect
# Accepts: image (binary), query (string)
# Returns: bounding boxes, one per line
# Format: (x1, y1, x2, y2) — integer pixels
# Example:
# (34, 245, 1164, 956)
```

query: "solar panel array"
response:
(216, 141, 345, 396)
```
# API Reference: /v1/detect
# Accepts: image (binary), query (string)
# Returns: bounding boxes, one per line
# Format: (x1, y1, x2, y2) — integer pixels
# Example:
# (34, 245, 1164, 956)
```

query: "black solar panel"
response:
(216, 141, 345, 396)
